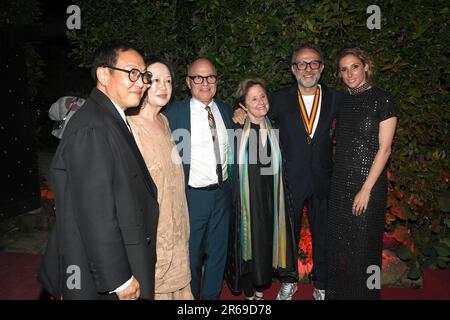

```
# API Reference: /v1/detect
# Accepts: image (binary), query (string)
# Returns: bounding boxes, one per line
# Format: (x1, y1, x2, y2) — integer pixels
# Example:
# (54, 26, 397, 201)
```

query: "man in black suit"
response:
(272, 45, 341, 300)
(38, 43, 159, 300)
(234, 45, 341, 300)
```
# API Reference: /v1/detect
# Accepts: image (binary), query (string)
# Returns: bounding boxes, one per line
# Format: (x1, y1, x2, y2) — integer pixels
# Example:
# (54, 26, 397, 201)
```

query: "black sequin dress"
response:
(326, 87, 396, 300)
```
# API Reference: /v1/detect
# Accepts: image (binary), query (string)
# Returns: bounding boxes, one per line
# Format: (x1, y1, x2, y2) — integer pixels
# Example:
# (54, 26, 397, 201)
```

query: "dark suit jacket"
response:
(38, 88, 159, 300)
(163, 97, 233, 185)
(268, 84, 342, 202)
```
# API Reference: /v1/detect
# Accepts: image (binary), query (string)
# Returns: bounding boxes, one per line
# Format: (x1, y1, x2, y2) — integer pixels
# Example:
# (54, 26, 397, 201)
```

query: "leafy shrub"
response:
(66, 0, 450, 275)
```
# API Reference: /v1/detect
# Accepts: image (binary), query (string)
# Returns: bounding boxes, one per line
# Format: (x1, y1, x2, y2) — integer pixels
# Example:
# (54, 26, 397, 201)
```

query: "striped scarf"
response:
(238, 117, 287, 269)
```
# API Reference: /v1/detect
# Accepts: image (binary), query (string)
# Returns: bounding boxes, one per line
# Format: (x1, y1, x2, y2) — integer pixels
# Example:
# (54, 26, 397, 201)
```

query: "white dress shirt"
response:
(111, 101, 132, 132)
(188, 98, 228, 187)
(301, 84, 322, 138)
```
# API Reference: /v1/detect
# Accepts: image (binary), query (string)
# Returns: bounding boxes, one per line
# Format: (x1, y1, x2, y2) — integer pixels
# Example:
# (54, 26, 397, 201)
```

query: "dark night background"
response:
(0, 1, 448, 296)
(33, 0, 93, 150)
(1, 0, 92, 219)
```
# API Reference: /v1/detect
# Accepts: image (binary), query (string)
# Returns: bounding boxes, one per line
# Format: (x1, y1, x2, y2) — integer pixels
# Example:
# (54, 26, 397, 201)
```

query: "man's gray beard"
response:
(296, 75, 321, 88)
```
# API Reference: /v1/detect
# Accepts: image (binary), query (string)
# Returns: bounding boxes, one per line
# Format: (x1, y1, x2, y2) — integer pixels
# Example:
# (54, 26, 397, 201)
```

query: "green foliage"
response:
(0, 0, 42, 25)
(67, 0, 449, 273)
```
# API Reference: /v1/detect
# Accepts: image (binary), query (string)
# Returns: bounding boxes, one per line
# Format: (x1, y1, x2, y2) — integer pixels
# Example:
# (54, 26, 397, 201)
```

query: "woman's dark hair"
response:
(145, 55, 176, 98)
(128, 56, 176, 115)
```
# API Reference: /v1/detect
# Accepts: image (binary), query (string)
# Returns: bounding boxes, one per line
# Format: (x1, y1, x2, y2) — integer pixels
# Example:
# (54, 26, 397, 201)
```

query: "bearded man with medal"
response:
(234, 45, 343, 300)
(271, 45, 343, 301)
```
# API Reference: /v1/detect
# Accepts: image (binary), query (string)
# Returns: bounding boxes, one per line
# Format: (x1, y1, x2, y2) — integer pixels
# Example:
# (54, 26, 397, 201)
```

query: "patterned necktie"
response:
(205, 105, 223, 186)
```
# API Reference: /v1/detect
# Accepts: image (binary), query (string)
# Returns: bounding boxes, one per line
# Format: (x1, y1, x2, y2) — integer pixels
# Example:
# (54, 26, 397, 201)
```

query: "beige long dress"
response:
(128, 114, 193, 300)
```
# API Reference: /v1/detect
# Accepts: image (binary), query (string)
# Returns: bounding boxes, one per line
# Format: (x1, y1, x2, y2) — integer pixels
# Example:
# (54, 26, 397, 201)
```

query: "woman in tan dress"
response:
(127, 59, 193, 300)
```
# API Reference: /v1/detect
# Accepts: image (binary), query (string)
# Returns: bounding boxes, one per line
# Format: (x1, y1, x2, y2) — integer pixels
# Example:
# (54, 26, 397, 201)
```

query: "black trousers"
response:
(281, 195, 327, 290)
(241, 273, 266, 298)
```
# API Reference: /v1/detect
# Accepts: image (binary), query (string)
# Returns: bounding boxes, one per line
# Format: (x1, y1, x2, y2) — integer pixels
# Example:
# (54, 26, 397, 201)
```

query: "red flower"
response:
(40, 189, 48, 199)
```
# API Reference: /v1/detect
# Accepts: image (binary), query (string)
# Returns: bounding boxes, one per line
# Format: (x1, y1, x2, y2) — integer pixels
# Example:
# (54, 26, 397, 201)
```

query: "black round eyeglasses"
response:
(105, 66, 153, 84)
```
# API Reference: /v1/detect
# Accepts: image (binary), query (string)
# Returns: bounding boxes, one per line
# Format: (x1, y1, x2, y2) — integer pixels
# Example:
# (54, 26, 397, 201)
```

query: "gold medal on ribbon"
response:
(297, 87, 320, 142)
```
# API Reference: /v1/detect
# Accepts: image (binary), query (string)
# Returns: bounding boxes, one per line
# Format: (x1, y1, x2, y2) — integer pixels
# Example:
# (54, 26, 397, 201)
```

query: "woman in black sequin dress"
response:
(326, 47, 397, 299)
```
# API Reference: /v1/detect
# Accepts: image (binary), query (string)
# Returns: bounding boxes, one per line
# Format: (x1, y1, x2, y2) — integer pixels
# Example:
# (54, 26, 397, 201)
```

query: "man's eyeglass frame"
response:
(104, 65, 153, 84)
(188, 75, 218, 84)
(292, 60, 323, 71)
